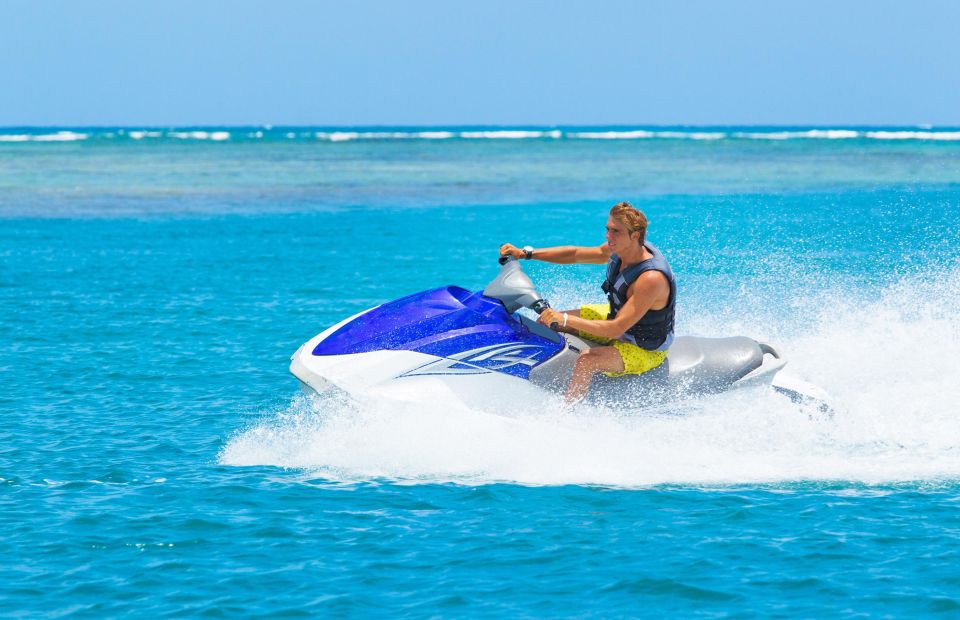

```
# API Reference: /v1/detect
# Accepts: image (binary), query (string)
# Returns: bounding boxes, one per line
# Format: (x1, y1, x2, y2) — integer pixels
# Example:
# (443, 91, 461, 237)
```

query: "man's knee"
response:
(573, 350, 596, 372)
(579, 346, 628, 376)
(574, 348, 614, 373)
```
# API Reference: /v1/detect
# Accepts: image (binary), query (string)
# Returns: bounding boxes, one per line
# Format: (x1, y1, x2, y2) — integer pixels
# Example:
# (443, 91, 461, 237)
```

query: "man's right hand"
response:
(499, 243, 524, 260)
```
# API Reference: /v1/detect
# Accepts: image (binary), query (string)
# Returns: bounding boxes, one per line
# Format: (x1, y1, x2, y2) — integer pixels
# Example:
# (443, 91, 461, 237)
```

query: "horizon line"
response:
(1, 123, 957, 130)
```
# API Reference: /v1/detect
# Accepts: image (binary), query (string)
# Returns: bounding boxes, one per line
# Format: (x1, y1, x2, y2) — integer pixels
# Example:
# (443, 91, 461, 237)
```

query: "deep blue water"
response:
(3, 127, 960, 616)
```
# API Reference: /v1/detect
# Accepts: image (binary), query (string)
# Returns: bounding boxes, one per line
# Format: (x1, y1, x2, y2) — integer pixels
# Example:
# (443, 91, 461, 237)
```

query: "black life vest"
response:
(601, 242, 676, 350)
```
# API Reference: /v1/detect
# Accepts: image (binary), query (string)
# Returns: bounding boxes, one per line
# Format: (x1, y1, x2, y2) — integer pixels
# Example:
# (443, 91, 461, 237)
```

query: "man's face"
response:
(605, 216, 635, 252)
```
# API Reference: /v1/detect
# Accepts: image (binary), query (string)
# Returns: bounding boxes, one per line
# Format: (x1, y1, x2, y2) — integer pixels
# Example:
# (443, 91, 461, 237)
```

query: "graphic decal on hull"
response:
(398, 343, 546, 377)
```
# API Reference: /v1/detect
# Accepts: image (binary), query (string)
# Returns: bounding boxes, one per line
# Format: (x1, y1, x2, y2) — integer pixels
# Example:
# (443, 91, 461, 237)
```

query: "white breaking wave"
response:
(658, 131, 726, 140)
(0, 131, 89, 142)
(128, 131, 163, 139)
(461, 130, 562, 139)
(864, 130, 960, 140)
(734, 130, 860, 140)
(220, 266, 960, 487)
(415, 131, 457, 139)
(300, 129, 960, 142)
(4, 128, 959, 143)
(733, 129, 960, 141)
(568, 130, 655, 139)
(324, 131, 359, 142)
(313, 131, 458, 141)
(310, 130, 561, 141)
(567, 130, 726, 140)
(31, 131, 88, 142)
(168, 131, 230, 141)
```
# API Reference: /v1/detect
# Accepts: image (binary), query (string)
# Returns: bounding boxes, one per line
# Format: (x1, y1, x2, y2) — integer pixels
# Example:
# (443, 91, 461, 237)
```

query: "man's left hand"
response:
(499, 243, 524, 259)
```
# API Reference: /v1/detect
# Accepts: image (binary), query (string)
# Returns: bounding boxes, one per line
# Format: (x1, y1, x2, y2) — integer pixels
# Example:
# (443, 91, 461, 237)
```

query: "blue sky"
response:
(3, 0, 958, 126)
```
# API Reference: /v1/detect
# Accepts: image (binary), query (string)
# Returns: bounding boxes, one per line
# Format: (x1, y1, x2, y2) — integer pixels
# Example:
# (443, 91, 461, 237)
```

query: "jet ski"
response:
(290, 256, 829, 410)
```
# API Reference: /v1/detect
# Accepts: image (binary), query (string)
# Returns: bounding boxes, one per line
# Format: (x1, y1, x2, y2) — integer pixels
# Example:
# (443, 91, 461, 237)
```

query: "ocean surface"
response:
(3, 126, 960, 617)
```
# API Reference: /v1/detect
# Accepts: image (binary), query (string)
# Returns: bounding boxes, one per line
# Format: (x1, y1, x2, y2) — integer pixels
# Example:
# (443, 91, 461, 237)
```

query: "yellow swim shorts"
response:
(578, 304, 668, 377)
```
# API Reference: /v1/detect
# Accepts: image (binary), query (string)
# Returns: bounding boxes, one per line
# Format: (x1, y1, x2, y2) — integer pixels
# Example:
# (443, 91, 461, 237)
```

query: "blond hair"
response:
(609, 201, 648, 246)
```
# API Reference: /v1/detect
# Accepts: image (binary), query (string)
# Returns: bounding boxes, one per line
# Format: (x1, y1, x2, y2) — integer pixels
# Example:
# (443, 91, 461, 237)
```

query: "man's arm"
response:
(500, 242, 610, 265)
(540, 271, 668, 339)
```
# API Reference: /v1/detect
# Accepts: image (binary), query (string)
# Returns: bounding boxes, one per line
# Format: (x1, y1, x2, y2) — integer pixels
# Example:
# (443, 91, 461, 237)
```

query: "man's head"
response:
(606, 201, 648, 252)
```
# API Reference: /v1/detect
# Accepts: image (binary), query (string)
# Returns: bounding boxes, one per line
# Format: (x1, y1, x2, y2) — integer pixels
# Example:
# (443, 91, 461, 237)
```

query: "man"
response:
(499, 202, 676, 403)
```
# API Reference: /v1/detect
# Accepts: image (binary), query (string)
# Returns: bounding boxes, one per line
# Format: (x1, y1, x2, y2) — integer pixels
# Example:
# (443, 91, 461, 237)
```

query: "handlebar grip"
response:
(498, 254, 516, 265)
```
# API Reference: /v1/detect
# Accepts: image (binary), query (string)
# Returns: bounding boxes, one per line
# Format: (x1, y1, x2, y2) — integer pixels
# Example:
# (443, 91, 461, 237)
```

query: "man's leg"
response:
(565, 345, 624, 403)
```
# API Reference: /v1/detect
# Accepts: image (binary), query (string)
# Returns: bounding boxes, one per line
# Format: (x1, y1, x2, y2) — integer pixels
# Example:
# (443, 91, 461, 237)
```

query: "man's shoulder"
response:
(627, 269, 669, 294)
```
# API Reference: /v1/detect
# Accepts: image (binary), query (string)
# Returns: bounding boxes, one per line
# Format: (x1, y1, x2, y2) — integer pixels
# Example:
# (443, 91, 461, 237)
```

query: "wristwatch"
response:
(522, 246, 535, 260)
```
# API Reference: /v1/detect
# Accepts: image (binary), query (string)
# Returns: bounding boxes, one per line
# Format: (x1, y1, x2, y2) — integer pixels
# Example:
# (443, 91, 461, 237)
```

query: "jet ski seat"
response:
(666, 336, 767, 384)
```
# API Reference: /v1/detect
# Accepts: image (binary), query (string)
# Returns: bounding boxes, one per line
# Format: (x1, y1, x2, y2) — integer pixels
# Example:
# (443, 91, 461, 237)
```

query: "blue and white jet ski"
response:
(291, 257, 828, 409)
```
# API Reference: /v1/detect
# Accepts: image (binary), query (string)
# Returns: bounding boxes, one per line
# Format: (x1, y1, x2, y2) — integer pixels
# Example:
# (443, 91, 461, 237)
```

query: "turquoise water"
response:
(3, 127, 960, 616)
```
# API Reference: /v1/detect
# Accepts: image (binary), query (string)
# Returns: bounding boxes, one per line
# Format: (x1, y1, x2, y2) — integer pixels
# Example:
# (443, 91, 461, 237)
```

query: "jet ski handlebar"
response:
(490, 255, 558, 328)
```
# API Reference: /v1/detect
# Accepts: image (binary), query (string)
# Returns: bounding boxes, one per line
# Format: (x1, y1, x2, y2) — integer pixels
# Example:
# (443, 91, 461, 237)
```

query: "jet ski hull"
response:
(291, 305, 793, 408)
